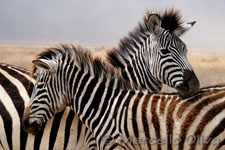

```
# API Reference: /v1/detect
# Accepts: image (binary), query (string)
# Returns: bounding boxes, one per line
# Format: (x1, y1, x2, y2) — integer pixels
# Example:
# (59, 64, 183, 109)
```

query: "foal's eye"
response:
(160, 49, 170, 55)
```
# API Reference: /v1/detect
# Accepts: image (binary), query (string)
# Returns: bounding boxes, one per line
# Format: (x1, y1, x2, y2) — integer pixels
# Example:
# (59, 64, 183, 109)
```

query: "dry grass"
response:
(1, 44, 224, 92)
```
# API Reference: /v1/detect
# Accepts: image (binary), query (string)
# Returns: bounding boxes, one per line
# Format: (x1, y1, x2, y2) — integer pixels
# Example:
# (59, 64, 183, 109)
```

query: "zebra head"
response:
(107, 9, 199, 98)
(23, 52, 69, 134)
(145, 12, 199, 98)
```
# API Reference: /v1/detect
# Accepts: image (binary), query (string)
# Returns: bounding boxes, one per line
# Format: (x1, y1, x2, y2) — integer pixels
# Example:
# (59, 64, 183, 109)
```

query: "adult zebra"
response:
(22, 44, 225, 150)
(2, 8, 199, 149)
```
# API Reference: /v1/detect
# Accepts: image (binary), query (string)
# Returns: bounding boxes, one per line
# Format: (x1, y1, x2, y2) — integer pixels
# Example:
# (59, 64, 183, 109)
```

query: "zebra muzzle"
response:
(22, 116, 42, 135)
(22, 107, 43, 135)
(176, 69, 200, 98)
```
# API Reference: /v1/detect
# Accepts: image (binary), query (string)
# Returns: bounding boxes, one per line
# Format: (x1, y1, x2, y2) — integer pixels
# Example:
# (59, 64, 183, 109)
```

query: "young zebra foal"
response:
(23, 44, 225, 150)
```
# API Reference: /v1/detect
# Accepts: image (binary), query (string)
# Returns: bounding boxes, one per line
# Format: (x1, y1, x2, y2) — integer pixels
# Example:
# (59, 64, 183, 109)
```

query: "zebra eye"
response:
(160, 49, 170, 55)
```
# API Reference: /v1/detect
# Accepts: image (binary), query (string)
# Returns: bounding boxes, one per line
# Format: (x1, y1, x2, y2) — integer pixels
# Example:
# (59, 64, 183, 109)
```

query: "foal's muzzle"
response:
(22, 107, 42, 135)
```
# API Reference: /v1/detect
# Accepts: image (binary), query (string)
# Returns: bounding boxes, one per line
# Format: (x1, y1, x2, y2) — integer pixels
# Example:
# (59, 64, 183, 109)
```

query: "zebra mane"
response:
(31, 44, 137, 90)
(107, 8, 183, 68)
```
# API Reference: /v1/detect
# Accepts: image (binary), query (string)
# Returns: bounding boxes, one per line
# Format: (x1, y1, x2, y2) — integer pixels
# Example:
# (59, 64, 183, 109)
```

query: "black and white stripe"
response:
(0, 63, 95, 150)
(23, 45, 225, 150)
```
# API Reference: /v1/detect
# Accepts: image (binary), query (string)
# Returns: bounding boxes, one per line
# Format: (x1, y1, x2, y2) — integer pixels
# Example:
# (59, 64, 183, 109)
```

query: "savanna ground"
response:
(0, 44, 225, 92)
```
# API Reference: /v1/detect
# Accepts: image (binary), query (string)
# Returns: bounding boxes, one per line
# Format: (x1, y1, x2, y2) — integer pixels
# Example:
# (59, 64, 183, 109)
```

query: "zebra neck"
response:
(70, 75, 120, 133)
(107, 46, 162, 92)
(106, 22, 162, 92)
(122, 57, 162, 91)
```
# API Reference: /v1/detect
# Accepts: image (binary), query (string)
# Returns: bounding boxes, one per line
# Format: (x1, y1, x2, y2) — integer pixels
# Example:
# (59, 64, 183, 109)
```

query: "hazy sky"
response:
(0, 0, 225, 51)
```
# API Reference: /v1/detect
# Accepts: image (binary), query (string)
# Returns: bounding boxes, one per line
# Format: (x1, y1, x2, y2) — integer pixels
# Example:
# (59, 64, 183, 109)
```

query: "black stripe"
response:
(72, 70, 84, 112)
(20, 121, 28, 150)
(131, 92, 143, 149)
(124, 91, 135, 139)
(49, 109, 65, 150)
(190, 101, 225, 150)
(151, 95, 161, 150)
(0, 72, 25, 119)
(34, 124, 46, 150)
(0, 64, 34, 96)
(216, 137, 225, 149)
(83, 78, 106, 126)
(102, 119, 113, 149)
(79, 76, 99, 118)
(142, 94, 151, 150)
(95, 87, 120, 147)
(77, 118, 83, 143)
(63, 110, 75, 150)
(203, 118, 225, 150)
(126, 61, 138, 85)
(75, 73, 90, 114)
(0, 99, 13, 150)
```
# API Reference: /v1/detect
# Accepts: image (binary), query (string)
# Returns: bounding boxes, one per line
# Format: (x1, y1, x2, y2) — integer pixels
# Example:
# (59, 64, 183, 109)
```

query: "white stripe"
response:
(196, 107, 225, 150)
(116, 91, 129, 137)
(25, 134, 35, 150)
(211, 126, 225, 150)
(146, 95, 157, 150)
(137, 92, 148, 149)
(127, 92, 138, 138)
(39, 116, 54, 149)
(53, 107, 70, 149)
(9, 66, 35, 83)
(184, 93, 225, 150)
(0, 68, 30, 106)
(67, 115, 79, 149)
(92, 80, 117, 135)
(0, 115, 10, 150)
(77, 74, 94, 115)
(95, 89, 122, 139)
(0, 85, 20, 149)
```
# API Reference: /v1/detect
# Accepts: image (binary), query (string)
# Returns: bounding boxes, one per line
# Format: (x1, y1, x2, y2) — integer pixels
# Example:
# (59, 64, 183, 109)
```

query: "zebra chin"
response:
(176, 69, 200, 98)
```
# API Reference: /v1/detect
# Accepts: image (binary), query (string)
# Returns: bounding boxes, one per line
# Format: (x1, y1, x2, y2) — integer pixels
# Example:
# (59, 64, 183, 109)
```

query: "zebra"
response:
(22, 44, 225, 150)
(106, 8, 199, 98)
(0, 63, 93, 150)
(2, 8, 199, 149)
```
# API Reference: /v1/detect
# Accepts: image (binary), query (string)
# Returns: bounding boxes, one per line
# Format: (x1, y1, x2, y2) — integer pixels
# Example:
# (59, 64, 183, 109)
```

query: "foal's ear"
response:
(174, 20, 197, 36)
(147, 13, 162, 35)
(32, 59, 57, 73)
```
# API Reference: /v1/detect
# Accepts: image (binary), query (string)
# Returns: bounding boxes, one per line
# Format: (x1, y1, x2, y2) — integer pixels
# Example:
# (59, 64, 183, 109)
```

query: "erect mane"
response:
(144, 8, 183, 33)
(107, 7, 183, 69)
(31, 44, 137, 90)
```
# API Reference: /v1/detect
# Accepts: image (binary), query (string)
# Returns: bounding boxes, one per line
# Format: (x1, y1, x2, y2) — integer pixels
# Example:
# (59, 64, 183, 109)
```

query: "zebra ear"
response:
(147, 13, 162, 35)
(32, 59, 57, 73)
(174, 20, 197, 36)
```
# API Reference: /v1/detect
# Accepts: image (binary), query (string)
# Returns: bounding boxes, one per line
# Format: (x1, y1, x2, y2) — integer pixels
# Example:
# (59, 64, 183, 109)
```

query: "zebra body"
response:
(0, 63, 93, 150)
(23, 44, 225, 150)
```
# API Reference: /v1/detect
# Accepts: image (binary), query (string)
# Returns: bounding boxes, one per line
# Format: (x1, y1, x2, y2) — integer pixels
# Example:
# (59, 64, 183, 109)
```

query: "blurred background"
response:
(0, 0, 225, 91)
